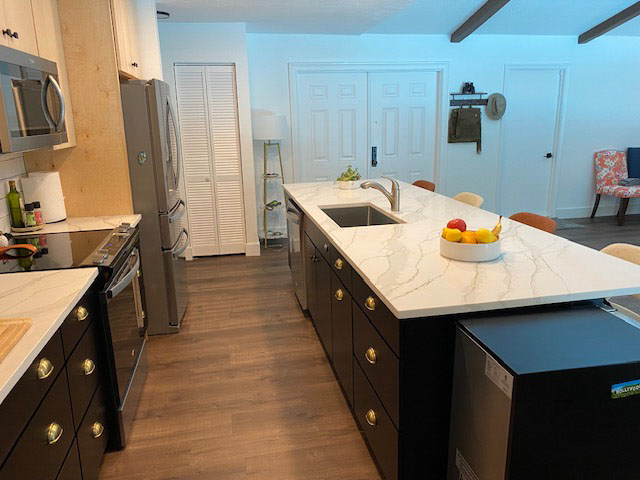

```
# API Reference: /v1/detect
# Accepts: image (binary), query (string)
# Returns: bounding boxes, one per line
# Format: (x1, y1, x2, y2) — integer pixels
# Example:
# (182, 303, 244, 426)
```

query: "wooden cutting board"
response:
(0, 319, 32, 363)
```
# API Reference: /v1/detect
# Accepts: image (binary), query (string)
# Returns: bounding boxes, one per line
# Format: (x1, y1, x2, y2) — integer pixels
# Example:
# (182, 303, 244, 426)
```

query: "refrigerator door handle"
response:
(166, 100, 182, 191)
(168, 198, 186, 223)
(172, 229, 189, 257)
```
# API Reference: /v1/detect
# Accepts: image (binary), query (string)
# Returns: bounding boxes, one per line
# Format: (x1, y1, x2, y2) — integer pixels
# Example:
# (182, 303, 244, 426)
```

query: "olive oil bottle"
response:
(7, 180, 25, 228)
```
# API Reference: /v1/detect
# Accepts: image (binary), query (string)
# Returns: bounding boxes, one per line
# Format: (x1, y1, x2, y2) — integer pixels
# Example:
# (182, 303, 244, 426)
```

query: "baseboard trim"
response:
(556, 201, 640, 219)
(245, 241, 261, 257)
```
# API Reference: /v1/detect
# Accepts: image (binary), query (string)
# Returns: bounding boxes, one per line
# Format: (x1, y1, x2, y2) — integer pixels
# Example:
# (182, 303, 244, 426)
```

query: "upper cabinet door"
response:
(2, 0, 38, 55)
(111, 0, 141, 78)
(30, 0, 76, 149)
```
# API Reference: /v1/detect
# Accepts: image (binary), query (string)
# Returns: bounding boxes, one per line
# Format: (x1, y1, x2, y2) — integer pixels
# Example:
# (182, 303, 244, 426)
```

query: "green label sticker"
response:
(612, 380, 640, 399)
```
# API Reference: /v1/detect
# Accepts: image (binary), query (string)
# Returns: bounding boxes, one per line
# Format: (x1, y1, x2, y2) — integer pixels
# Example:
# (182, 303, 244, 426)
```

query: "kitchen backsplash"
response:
(0, 153, 26, 233)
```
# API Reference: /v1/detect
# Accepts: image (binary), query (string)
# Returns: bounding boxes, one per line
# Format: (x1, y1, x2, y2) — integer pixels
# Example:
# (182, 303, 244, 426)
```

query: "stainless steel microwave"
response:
(0, 45, 67, 153)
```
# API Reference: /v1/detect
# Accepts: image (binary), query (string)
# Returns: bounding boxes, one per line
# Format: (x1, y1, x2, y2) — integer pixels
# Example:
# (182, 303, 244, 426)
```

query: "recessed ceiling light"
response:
(157, 10, 170, 20)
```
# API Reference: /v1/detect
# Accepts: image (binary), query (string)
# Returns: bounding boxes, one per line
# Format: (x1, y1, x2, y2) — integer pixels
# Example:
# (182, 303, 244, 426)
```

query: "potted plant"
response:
(336, 164, 361, 190)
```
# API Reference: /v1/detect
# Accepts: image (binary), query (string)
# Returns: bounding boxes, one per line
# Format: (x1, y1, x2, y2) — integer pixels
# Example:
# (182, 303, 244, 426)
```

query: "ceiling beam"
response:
(578, 1, 640, 44)
(450, 0, 510, 43)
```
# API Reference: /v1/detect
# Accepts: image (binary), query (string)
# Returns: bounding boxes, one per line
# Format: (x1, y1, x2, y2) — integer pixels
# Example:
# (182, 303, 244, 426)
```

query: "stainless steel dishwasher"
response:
(286, 197, 307, 309)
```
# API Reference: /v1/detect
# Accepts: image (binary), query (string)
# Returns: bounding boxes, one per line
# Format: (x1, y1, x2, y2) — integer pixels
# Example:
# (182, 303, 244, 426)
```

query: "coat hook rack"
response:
(449, 92, 488, 107)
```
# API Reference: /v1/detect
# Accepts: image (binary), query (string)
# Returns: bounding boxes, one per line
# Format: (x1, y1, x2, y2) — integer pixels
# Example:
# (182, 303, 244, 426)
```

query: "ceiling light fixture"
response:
(157, 10, 170, 20)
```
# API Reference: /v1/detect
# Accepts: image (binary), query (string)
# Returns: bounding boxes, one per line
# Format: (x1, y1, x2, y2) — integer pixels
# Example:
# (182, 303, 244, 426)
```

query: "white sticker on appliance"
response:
(456, 449, 479, 480)
(485, 354, 513, 399)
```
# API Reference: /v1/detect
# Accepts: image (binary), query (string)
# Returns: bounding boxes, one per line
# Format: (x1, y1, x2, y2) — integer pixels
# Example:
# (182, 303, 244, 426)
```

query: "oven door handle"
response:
(106, 248, 140, 299)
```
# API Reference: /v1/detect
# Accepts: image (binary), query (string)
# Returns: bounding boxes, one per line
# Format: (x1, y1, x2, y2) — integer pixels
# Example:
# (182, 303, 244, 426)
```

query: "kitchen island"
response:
(283, 179, 640, 479)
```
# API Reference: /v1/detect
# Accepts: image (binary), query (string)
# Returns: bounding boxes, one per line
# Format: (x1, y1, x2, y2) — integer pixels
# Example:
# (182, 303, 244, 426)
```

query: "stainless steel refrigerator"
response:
(121, 79, 188, 335)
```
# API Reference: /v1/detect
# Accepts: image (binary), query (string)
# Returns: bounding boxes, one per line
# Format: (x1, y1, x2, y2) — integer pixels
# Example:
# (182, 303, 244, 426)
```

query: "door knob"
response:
(544, 153, 553, 158)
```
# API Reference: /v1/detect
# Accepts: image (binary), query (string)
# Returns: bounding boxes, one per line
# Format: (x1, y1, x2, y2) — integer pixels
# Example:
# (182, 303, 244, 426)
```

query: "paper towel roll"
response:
(21, 172, 67, 223)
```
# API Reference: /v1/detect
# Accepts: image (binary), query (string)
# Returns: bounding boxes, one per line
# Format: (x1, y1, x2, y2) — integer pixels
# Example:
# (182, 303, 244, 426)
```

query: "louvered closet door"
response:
(205, 65, 245, 254)
(174, 64, 246, 256)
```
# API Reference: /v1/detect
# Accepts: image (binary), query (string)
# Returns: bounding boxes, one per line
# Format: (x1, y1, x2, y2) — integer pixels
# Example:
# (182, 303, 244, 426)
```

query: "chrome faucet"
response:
(360, 174, 400, 212)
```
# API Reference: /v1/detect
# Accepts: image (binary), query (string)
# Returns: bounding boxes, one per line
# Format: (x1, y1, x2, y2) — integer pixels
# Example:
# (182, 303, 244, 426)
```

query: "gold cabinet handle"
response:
(365, 409, 377, 426)
(47, 422, 63, 444)
(334, 289, 344, 301)
(37, 358, 54, 380)
(91, 422, 104, 439)
(82, 358, 96, 376)
(365, 347, 377, 365)
(323, 243, 329, 252)
(136, 269, 142, 278)
(334, 258, 343, 270)
(76, 306, 89, 322)
(365, 296, 376, 311)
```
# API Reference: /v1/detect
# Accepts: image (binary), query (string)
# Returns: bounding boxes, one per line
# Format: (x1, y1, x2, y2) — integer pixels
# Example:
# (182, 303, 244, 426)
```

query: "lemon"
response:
(444, 228, 463, 242)
(475, 228, 493, 243)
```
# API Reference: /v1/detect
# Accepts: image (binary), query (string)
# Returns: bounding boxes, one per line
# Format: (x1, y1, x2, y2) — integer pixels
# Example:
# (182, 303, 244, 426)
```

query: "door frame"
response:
(289, 62, 449, 186)
(495, 63, 570, 217)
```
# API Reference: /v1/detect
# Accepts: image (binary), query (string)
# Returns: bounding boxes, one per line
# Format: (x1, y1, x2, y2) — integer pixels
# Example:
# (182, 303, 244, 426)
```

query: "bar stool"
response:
(453, 192, 484, 208)
(509, 212, 557, 234)
(412, 180, 436, 192)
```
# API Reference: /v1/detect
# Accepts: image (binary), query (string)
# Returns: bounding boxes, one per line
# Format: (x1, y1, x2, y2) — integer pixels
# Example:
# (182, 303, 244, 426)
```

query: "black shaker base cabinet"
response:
(0, 290, 110, 480)
(301, 216, 457, 480)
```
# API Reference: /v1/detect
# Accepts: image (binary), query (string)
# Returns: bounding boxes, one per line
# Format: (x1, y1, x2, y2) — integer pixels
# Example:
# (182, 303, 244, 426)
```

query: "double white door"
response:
(297, 71, 439, 184)
(174, 64, 246, 256)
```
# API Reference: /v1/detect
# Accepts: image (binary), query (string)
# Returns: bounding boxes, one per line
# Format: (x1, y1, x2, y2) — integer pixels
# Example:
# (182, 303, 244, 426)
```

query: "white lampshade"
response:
(253, 115, 288, 141)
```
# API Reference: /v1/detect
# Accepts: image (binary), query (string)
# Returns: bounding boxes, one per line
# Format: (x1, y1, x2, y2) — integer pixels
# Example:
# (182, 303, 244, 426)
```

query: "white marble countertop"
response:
(284, 180, 640, 319)
(0, 268, 98, 404)
(11, 214, 142, 236)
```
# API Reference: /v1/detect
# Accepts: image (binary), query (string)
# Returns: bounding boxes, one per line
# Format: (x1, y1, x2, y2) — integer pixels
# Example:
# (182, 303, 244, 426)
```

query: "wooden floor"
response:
(100, 214, 640, 479)
(555, 214, 640, 250)
(99, 246, 381, 480)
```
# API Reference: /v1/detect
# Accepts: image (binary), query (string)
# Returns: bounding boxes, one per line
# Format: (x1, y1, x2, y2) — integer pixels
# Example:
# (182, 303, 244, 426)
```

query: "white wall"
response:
(247, 33, 640, 220)
(158, 22, 260, 256)
(0, 154, 26, 233)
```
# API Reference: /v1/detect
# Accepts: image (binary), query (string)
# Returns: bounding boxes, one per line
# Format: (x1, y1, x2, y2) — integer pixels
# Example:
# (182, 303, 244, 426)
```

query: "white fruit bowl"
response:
(439, 236, 502, 262)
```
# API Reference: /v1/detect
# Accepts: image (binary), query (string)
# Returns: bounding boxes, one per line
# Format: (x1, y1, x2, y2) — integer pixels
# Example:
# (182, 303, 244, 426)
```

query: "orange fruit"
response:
(460, 231, 477, 244)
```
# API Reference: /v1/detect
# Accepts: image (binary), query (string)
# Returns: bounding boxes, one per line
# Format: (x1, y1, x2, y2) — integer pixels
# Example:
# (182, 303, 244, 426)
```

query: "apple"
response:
(447, 218, 466, 232)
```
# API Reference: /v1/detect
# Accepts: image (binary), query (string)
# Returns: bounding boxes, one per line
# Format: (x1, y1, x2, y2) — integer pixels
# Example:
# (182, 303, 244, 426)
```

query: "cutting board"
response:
(0, 318, 32, 363)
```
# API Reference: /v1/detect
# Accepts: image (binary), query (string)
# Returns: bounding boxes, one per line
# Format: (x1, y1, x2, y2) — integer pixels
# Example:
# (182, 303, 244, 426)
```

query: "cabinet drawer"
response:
(56, 440, 81, 480)
(354, 362, 398, 480)
(352, 273, 400, 356)
(304, 217, 331, 262)
(331, 271, 353, 405)
(330, 245, 352, 291)
(61, 290, 98, 360)
(0, 330, 64, 466)
(77, 383, 109, 480)
(67, 319, 102, 428)
(353, 304, 399, 428)
(0, 368, 74, 480)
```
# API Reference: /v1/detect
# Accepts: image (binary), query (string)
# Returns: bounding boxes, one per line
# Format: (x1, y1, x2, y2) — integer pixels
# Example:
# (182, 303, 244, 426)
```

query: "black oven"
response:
(99, 240, 148, 450)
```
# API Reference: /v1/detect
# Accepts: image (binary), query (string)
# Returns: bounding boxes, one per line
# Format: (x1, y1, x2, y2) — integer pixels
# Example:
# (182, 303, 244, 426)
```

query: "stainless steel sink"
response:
(320, 205, 403, 228)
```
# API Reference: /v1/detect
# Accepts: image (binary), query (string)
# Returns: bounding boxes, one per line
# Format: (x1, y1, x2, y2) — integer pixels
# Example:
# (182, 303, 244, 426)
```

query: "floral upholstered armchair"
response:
(591, 150, 640, 225)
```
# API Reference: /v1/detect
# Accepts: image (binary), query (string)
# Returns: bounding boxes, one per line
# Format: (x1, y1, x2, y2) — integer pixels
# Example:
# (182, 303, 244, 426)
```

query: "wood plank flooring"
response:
(100, 214, 640, 479)
(99, 248, 381, 480)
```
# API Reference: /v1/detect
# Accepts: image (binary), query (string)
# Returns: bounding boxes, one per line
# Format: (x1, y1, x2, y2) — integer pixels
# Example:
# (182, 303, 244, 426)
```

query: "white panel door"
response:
(175, 65, 218, 257)
(175, 64, 245, 257)
(499, 68, 562, 217)
(369, 71, 438, 184)
(297, 73, 367, 182)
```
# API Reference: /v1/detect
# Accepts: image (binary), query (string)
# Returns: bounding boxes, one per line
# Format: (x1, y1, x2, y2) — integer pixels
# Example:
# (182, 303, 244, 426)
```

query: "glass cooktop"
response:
(0, 230, 112, 274)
